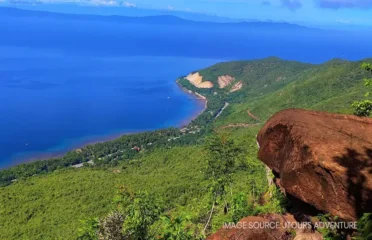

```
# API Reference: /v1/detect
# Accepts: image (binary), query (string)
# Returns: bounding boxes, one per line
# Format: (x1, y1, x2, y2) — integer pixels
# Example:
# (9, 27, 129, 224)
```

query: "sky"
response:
(1, 0, 372, 27)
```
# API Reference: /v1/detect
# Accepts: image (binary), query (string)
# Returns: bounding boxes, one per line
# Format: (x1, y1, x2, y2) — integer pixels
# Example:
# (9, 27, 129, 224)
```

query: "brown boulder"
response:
(207, 214, 322, 240)
(257, 109, 372, 221)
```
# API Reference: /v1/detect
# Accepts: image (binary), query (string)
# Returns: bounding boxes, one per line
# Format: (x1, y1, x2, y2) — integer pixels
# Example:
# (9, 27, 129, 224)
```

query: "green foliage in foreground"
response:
(78, 192, 200, 240)
(352, 100, 372, 117)
(91, 191, 163, 240)
(352, 62, 372, 117)
(158, 213, 196, 240)
(76, 134, 285, 239)
(314, 213, 372, 240)
(356, 213, 372, 240)
(231, 192, 254, 223)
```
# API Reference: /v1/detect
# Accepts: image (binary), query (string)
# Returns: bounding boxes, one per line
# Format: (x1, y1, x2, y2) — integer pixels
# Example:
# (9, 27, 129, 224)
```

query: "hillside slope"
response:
(0, 140, 265, 239)
(179, 58, 370, 127)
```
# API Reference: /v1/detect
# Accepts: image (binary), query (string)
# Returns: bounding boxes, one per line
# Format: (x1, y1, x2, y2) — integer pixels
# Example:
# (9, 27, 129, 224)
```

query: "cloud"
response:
(167, 4, 175, 10)
(123, 1, 136, 8)
(3, 0, 138, 6)
(316, 0, 372, 9)
(281, 0, 302, 10)
(261, 0, 271, 6)
(336, 19, 352, 24)
(90, 0, 118, 6)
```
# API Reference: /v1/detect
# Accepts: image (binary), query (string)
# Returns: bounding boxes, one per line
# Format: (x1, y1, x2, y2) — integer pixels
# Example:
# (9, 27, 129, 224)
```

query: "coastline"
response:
(175, 78, 208, 127)
(2, 79, 208, 170)
(4, 129, 146, 169)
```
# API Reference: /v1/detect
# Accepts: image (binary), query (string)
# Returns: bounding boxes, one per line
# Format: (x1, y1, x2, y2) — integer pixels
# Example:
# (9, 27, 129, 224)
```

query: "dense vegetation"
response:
(1, 57, 371, 239)
(352, 62, 372, 117)
(0, 128, 206, 187)
(0, 130, 269, 239)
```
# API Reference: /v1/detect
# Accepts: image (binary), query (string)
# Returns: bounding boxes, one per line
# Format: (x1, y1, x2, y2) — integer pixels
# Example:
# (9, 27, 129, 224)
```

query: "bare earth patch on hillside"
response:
(185, 72, 213, 88)
(218, 75, 235, 88)
(230, 81, 243, 92)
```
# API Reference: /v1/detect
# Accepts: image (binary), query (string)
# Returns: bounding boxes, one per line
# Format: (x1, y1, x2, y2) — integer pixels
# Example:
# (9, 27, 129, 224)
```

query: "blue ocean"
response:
(1, 8, 372, 168)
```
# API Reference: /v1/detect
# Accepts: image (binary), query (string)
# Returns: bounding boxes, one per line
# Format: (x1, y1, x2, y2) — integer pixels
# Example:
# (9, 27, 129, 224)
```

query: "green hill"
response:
(0, 57, 370, 239)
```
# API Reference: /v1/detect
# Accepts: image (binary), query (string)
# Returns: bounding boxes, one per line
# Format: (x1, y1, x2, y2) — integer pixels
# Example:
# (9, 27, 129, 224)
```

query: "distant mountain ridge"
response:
(0, 6, 312, 29)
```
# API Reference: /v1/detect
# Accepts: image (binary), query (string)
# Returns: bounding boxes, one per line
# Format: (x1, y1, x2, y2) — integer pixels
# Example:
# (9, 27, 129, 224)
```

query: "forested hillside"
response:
(0, 57, 370, 239)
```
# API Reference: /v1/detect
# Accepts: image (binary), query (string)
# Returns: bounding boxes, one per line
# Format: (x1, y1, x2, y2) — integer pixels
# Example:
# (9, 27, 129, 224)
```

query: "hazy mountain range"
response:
(0, 6, 311, 30)
(0, 3, 238, 23)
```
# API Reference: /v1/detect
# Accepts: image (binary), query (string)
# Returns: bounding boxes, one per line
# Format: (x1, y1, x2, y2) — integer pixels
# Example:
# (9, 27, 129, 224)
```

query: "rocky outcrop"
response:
(207, 213, 323, 240)
(257, 109, 372, 221)
(208, 109, 371, 239)
(185, 72, 213, 89)
(218, 75, 235, 89)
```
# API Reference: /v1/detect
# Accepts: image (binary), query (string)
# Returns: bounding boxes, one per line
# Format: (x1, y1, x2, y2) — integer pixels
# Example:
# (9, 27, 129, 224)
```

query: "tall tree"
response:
(79, 188, 162, 240)
(203, 134, 242, 234)
(159, 213, 195, 240)
(122, 191, 162, 240)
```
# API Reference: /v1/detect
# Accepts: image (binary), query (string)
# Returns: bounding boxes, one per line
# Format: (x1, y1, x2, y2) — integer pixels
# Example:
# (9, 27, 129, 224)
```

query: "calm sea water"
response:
(0, 51, 219, 168)
(1, 11, 372, 168)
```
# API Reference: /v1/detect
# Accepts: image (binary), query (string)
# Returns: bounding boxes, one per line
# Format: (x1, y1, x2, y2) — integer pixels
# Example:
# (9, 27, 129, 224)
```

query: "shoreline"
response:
(175, 78, 208, 127)
(4, 129, 147, 169)
(3, 79, 208, 170)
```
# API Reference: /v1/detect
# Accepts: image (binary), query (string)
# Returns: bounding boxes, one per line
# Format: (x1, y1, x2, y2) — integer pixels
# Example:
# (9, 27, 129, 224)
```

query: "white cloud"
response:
(123, 1, 136, 8)
(167, 4, 175, 11)
(90, 0, 118, 6)
(336, 19, 352, 24)
(3, 0, 138, 7)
